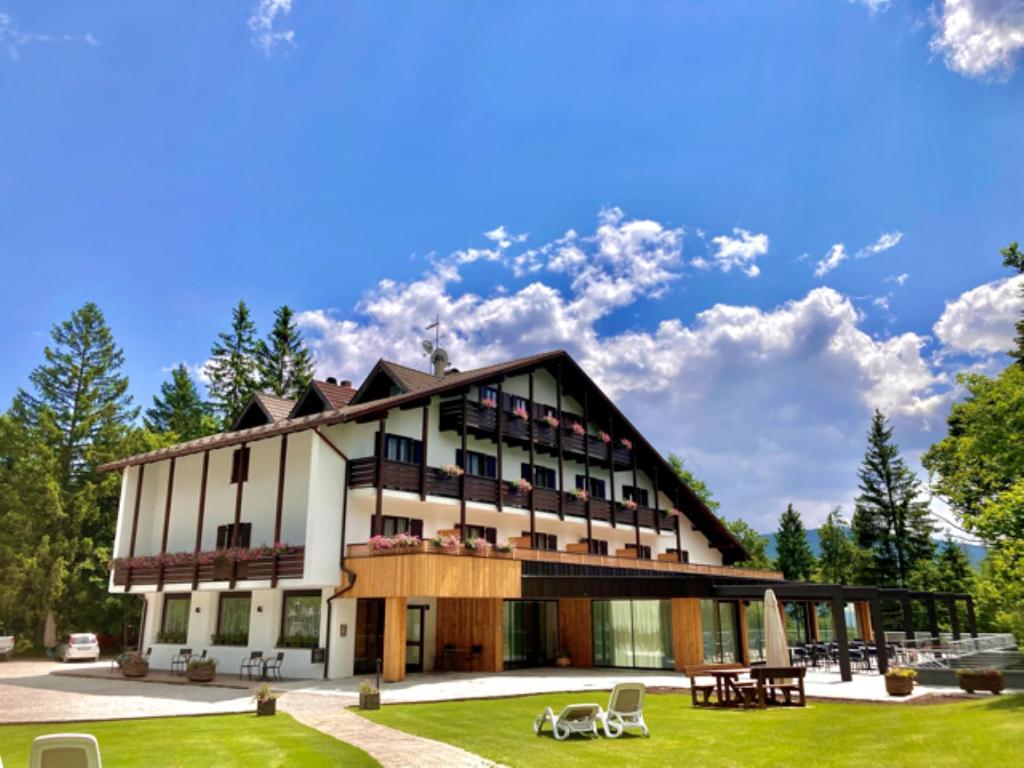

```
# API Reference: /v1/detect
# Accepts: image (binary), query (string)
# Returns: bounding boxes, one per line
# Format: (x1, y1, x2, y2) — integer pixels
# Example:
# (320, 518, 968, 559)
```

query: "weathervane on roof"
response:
(422, 315, 450, 378)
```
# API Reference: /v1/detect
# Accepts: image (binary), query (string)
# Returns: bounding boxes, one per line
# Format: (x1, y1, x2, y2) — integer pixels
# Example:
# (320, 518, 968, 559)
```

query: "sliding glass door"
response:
(503, 600, 558, 668)
(746, 601, 766, 662)
(701, 599, 740, 663)
(592, 600, 673, 670)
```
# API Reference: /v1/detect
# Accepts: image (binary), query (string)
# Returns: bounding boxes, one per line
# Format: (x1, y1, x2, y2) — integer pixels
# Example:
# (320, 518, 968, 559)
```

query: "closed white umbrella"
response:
(763, 590, 789, 669)
(43, 611, 57, 649)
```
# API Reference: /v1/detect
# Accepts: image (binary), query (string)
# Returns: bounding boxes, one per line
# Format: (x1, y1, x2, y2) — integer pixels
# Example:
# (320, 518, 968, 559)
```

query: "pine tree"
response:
(774, 503, 816, 580)
(206, 301, 259, 427)
(934, 534, 975, 594)
(145, 364, 217, 440)
(256, 305, 315, 399)
(817, 506, 858, 584)
(1001, 241, 1024, 366)
(852, 409, 935, 588)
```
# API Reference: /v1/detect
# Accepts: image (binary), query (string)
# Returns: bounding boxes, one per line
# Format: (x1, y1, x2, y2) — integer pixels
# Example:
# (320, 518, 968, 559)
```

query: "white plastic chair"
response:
(533, 703, 602, 740)
(30, 734, 102, 768)
(600, 682, 650, 737)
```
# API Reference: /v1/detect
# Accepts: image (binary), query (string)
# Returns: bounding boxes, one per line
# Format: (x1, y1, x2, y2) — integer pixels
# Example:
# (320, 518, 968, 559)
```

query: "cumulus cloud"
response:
(248, 0, 295, 53)
(693, 228, 769, 278)
(930, 0, 1024, 79)
(933, 274, 1024, 355)
(295, 209, 963, 529)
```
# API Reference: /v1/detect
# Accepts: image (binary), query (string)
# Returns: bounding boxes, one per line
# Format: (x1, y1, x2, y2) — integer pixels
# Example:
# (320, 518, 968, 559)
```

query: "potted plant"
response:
(597, 430, 611, 444)
(620, 437, 633, 450)
(492, 542, 514, 558)
(513, 406, 530, 421)
(569, 487, 589, 503)
(513, 478, 532, 495)
(463, 537, 489, 557)
(555, 649, 572, 668)
(622, 499, 638, 512)
(884, 667, 916, 696)
(187, 657, 218, 683)
(253, 683, 278, 716)
(441, 464, 465, 478)
(570, 422, 586, 437)
(542, 414, 560, 429)
(120, 651, 150, 678)
(359, 679, 380, 710)
(956, 668, 1004, 695)
(430, 534, 461, 553)
(480, 397, 497, 410)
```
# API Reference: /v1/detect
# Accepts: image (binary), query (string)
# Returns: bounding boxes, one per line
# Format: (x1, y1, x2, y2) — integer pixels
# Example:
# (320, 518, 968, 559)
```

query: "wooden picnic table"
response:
(706, 667, 754, 707)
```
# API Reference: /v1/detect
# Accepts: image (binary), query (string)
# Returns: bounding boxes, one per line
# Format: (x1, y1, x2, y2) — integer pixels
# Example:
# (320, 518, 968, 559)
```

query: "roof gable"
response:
(290, 379, 357, 418)
(232, 393, 296, 431)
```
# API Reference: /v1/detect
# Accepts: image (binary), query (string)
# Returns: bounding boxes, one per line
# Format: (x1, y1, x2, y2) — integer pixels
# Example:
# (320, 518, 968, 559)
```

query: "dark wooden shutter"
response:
(239, 523, 252, 548)
(456, 448, 464, 469)
(521, 463, 531, 480)
(409, 518, 424, 538)
(575, 475, 585, 490)
(485, 455, 497, 479)
(485, 527, 497, 545)
(412, 440, 423, 466)
(216, 525, 228, 549)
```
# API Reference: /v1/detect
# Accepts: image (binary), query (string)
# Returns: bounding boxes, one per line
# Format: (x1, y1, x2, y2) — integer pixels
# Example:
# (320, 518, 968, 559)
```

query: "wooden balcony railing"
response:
(111, 547, 305, 589)
(348, 457, 676, 534)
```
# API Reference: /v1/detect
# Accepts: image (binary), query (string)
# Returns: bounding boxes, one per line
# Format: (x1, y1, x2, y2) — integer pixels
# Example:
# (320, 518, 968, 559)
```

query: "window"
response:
(456, 449, 497, 478)
(667, 548, 690, 564)
(525, 531, 557, 550)
(622, 485, 650, 507)
(280, 591, 321, 648)
(592, 600, 674, 669)
(746, 601, 766, 662)
(230, 447, 250, 483)
(480, 386, 498, 402)
(626, 543, 652, 560)
(380, 516, 423, 538)
(215, 592, 251, 645)
(461, 524, 497, 544)
(575, 475, 606, 499)
(382, 434, 422, 464)
(701, 599, 740, 664)
(522, 463, 557, 489)
(510, 395, 528, 413)
(216, 522, 251, 550)
(159, 595, 190, 644)
(584, 538, 609, 555)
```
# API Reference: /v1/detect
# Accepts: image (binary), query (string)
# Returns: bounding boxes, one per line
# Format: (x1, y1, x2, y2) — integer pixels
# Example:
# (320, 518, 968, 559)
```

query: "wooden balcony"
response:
(348, 457, 676, 534)
(111, 547, 305, 589)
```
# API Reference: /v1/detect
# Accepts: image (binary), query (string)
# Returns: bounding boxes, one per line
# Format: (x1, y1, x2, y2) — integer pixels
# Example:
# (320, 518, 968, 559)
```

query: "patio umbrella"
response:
(43, 611, 57, 649)
(763, 589, 789, 669)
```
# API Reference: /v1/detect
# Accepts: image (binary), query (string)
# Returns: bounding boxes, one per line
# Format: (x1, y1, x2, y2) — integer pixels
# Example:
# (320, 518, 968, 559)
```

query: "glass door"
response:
(405, 606, 425, 673)
(354, 598, 385, 675)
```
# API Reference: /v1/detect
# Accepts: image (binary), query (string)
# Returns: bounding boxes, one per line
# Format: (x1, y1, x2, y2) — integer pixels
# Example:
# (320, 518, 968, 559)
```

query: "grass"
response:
(359, 691, 1024, 768)
(0, 713, 378, 768)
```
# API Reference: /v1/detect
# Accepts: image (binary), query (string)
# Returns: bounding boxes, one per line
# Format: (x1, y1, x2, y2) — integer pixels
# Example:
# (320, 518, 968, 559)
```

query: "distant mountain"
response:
(762, 529, 986, 568)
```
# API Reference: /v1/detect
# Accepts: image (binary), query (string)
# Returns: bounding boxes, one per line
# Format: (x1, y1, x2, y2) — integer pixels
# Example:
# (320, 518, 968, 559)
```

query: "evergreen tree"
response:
(206, 300, 259, 427)
(934, 534, 975, 594)
(774, 503, 816, 580)
(852, 409, 935, 588)
(724, 519, 773, 570)
(256, 305, 314, 399)
(667, 453, 720, 514)
(817, 506, 858, 585)
(1001, 242, 1024, 366)
(145, 364, 217, 440)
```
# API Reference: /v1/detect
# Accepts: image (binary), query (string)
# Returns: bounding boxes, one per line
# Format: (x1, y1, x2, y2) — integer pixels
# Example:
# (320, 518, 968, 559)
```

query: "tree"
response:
(145, 364, 217, 441)
(206, 301, 259, 427)
(256, 305, 315, 400)
(774, 504, 816, 581)
(1001, 241, 1024, 365)
(817, 506, 859, 585)
(933, 534, 975, 594)
(852, 410, 935, 588)
(724, 519, 773, 570)
(667, 453, 720, 514)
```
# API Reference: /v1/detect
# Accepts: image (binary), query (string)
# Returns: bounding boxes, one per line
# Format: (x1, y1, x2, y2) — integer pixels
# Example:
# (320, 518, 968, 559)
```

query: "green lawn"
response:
(359, 692, 1024, 768)
(0, 713, 378, 768)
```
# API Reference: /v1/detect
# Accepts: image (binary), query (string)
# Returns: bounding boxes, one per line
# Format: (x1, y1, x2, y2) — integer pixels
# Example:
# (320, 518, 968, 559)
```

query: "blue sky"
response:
(2, 1, 1022, 532)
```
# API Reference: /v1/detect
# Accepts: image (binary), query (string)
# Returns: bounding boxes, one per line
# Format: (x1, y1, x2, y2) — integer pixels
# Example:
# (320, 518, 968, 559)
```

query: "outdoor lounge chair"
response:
(600, 682, 649, 737)
(30, 733, 102, 768)
(533, 703, 603, 740)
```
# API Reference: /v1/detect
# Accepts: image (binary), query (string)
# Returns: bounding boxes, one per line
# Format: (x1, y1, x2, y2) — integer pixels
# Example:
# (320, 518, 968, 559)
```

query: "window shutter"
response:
(521, 463, 531, 480)
(575, 475, 585, 490)
(240, 523, 252, 548)
(216, 525, 228, 549)
(486, 456, 497, 479)
(410, 519, 423, 538)
(412, 440, 423, 466)
(485, 527, 497, 545)
(456, 449, 464, 468)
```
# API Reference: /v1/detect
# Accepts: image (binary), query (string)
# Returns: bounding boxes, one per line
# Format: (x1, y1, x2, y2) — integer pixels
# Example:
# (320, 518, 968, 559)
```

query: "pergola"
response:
(713, 581, 977, 682)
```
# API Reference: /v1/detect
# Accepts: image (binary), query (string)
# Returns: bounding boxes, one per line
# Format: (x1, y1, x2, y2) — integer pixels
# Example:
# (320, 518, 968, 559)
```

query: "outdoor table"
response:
(707, 667, 752, 707)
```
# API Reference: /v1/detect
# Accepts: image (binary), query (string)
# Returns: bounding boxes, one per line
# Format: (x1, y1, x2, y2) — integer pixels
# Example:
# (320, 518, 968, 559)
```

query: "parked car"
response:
(56, 633, 100, 663)
(0, 624, 14, 660)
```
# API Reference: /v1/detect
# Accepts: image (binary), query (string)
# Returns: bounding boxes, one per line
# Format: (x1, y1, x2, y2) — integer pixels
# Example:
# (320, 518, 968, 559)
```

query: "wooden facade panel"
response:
(557, 598, 593, 668)
(738, 601, 750, 665)
(854, 601, 873, 641)
(671, 597, 703, 671)
(435, 598, 504, 673)
(383, 596, 408, 682)
(344, 554, 522, 599)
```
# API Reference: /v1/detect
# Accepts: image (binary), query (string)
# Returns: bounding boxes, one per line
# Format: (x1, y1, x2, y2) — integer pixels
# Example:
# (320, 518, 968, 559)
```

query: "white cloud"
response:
(852, 0, 892, 14)
(295, 209, 963, 530)
(856, 231, 903, 257)
(248, 0, 295, 53)
(930, 0, 1024, 79)
(815, 231, 903, 278)
(815, 244, 848, 278)
(933, 274, 1024, 355)
(1, 12, 98, 60)
(693, 228, 769, 278)
(887, 272, 910, 286)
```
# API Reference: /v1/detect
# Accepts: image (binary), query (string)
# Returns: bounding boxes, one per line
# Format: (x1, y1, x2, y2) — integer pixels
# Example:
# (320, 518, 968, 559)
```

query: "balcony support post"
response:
(946, 596, 961, 640)
(674, 489, 683, 561)
(832, 594, 853, 682)
(192, 451, 209, 589)
(125, 463, 145, 593)
(901, 595, 916, 641)
(272, 434, 288, 588)
(460, 394, 468, 532)
(631, 446, 640, 553)
(157, 457, 176, 592)
(556, 364, 564, 521)
(375, 420, 386, 537)
(653, 466, 661, 535)
(229, 442, 247, 589)
(420, 405, 429, 501)
(583, 391, 593, 547)
(608, 418, 617, 529)
(870, 597, 889, 674)
(496, 383, 504, 511)
(528, 372, 536, 543)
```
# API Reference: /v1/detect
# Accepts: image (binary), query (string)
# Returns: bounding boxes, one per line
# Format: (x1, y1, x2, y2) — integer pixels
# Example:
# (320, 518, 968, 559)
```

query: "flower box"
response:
(957, 669, 1004, 695)
(121, 657, 149, 678)
(256, 698, 277, 716)
(885, 675, 914, 696)
(187, 661, 217, 683)
(359, 691, 380, 710)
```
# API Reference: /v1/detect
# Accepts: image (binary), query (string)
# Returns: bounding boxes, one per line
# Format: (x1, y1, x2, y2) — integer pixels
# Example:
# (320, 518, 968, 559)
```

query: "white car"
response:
(56, 633, 100, 663)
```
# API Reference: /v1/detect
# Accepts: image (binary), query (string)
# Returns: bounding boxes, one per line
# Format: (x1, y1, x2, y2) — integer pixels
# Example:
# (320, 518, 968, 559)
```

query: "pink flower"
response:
(620, 438, 633, 450)
(622, 499, 638, 511)
(480, 397, 497, 409)
(571, 422, 586, 436)
(542, 414, 560, 428)
(442, 464, 465, 477)
(515, 478, 533, 493)
(513, 406, 530, 421)
(668, 508, 682, 517)
(598, 430, 611, 443)
(570, 488, 589, 502)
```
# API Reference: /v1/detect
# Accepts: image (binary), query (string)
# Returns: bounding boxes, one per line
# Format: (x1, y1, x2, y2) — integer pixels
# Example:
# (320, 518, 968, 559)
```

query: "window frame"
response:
(216, 522, 251, 550)
(278, 590, 322, 649)
(380, 515, 424, 538)
(575, 474, 607, 499)
(622, 485, 650, 507)
(381, 433, 423, 465)
(522, 463, 557, 489)
(215, 591, 252, 646)
(456, 448, 497, 478)
(160, 594, 191, 643)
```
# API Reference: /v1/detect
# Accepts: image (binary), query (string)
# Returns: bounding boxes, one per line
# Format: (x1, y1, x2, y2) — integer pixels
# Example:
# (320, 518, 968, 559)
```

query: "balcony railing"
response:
(111, 547, 305, 589)
(438, 399, 632, 468)
(348, 457, 676, 534)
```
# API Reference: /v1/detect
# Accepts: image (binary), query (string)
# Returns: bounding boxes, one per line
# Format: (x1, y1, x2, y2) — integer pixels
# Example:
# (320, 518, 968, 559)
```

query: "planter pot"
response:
(121, 659, 149, 678)
(429, 546, 460, 555)
(958, 672, 1004, 695)
(885, 676, 914, 697)
(187, 665, 216, 683)
(555, 656, 572, 668)
(359, 692, 380, 710)
(491, 550, 513, 559)
(467, 548, 489, 557)
(256, 699, 277, 716)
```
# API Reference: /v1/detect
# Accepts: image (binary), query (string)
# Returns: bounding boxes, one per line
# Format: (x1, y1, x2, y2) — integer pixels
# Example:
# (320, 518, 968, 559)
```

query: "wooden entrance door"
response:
(406, 605, 425, 673)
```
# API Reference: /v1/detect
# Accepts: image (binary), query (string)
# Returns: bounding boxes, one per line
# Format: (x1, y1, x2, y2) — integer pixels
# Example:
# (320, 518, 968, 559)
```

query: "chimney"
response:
(326, 376, 338, 385)
(340, 379, 352, 388)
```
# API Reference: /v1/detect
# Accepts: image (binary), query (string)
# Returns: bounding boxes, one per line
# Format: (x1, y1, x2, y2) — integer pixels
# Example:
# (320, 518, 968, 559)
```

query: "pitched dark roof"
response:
(257, 393, 297, 421)
(312, 379, 357, 409)
(232, 392, 296, 430)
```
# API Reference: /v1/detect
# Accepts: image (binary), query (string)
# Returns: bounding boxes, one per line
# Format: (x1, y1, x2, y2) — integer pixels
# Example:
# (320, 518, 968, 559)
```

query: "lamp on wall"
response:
(257, 606, 263, 613)
(195, 607, 201, 614)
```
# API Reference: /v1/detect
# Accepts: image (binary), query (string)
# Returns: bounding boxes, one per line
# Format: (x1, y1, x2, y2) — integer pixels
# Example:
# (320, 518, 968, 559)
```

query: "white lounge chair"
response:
(30, 734, 102, 768)
(600, 682, 650, 737)
(533, 703, 603, 740)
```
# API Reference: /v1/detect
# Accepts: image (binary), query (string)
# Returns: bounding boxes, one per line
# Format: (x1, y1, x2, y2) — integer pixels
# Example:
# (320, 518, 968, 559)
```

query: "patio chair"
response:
(30, 733, 102, 768)
(263, 652, 284, 681)
(240, 651, 263, 681)
(170, 648, 192, 676)
(533, 704, 603, 740)
(599, 683, 649, 737)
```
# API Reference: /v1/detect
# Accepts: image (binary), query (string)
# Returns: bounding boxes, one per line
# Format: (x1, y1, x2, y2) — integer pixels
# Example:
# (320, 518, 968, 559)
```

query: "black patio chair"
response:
(240, 650, 263, 680)
(170, 648, 192, 675)
(263, 652, 284, 681)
